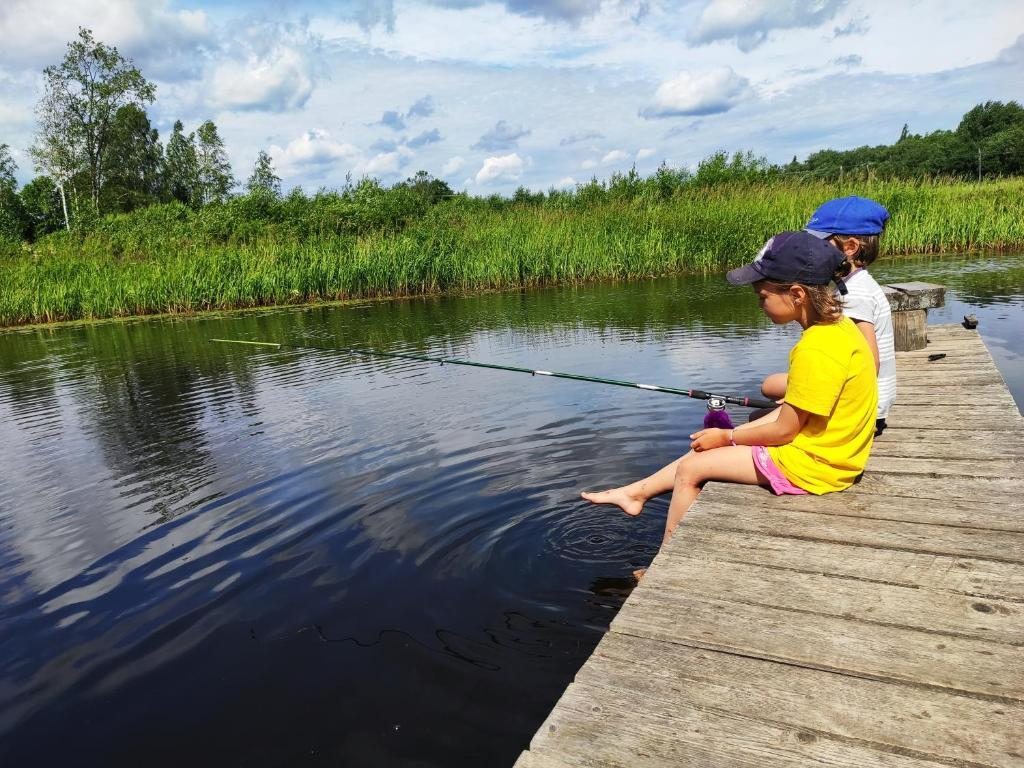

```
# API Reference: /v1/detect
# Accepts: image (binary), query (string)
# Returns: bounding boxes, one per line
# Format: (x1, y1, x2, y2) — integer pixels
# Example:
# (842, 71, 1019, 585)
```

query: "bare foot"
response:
(632, 568, 647, 582)
(580, 487, 645, 517)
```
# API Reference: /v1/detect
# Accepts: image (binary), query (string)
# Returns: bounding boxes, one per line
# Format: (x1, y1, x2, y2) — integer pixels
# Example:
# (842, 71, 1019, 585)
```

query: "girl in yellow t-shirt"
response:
(581, 230, 877, 553)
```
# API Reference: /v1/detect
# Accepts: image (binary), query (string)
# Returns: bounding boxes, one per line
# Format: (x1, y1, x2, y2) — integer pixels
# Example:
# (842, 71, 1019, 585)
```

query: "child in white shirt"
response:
(761, 196, 894, 435)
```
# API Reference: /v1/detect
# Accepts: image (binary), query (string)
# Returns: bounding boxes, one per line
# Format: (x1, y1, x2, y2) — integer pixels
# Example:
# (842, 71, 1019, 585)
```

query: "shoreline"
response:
(1, 246, 1015, 334)
(5, 176, 1023, 330)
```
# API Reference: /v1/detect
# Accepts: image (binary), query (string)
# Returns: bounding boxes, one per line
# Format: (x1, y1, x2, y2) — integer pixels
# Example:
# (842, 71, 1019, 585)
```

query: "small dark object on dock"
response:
(963, 314, 979, 329)
(928, 353, 947, 361)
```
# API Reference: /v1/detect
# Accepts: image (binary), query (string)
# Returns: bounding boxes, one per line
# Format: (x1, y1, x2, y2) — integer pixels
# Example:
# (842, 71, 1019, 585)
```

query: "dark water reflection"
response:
(1, 252, 1021, 766)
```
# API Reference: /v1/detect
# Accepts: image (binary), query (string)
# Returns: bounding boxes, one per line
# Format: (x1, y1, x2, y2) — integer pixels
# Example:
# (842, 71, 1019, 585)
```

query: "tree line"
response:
(1, 27, 1023, 245)
(785, 101, 1024, 181)
(0, 28, 283, 242)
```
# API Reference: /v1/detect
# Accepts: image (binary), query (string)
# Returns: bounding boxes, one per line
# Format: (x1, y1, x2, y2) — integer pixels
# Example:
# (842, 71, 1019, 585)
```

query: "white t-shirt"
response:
(842, 269, 896, 418)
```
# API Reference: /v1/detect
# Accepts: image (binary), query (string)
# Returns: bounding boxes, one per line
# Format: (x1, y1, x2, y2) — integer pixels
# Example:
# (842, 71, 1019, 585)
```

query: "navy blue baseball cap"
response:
(727, 231, 848, 293)
(805, 195, 890, 238)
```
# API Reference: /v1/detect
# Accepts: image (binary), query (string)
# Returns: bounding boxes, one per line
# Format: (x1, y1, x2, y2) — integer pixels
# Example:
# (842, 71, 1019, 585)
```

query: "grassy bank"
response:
(3, 177, 1023, 327)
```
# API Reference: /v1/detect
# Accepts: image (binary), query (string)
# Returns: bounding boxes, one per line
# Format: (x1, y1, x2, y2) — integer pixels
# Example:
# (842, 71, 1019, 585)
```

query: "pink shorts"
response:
(752, 445, 809, 495)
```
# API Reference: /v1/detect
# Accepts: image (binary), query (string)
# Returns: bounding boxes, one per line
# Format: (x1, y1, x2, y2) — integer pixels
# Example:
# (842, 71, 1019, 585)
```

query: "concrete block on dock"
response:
(883, 282, 946, 351)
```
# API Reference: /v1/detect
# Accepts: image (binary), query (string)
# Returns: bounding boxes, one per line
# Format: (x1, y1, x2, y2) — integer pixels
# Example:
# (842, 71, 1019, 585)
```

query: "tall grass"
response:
(2, 177, 1023, 327)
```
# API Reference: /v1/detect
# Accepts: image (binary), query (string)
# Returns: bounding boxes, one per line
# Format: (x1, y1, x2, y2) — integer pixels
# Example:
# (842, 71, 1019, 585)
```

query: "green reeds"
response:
(2, 177, 1023, 327)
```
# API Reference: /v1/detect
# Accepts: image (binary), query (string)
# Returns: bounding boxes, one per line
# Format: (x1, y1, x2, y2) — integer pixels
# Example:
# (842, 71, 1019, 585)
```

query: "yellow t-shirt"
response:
(767, 317, 877, 494)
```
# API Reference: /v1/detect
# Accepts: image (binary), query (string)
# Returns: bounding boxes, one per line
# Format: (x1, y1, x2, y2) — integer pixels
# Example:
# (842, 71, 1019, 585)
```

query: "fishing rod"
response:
(209, 338, 778, 410)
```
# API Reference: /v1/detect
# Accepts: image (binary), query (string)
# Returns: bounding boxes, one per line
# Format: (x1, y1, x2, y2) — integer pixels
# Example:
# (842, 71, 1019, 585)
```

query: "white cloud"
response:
(636, 147, 656, 159)
(689, 0, 845, 52)
(0, 0, 212, 73)
(554, 176, 576, 188)
(212, 44, 316, 112)
(2, 0, 1021, 196)
(270, 129, 359, 172)
(601, 149, 629, 165)
(475, 153, 524, 185)
(641, 67, 750, 119)
(354, 147, 414, 177)
(442, 155, 466, 176)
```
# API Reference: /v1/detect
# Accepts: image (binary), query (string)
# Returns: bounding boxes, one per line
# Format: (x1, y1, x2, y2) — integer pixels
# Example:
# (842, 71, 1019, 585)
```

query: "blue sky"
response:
(1, 0, 1021, 194)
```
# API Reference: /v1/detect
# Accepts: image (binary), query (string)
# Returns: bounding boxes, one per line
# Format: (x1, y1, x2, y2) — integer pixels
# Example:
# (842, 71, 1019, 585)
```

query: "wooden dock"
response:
(516, 324, 1024, 768)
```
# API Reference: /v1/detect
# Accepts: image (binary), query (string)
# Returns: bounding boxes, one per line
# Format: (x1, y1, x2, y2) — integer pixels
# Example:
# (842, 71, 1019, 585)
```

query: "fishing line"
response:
(210, 337, 778, 412)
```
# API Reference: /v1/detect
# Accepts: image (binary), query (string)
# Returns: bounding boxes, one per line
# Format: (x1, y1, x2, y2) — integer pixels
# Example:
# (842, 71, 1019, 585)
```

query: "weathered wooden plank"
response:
(897, 354, 999, 366)
(583, 633, 1024, 768)
(883, 411, 1018, 429)
(892, 372, 1008, 386)
(870, 437, 1023, 460)
(864, 455, 1021, 478)
(886, 402, 1017, 414)
(909, 357, 995, 368)
(892, 394, 1019, 413)
(896, 361, 1001, 373)
(514, 751, 576, 768)
(527, 680, 955, 768)
(893, 378, 1015, 392)
(663, 526, 1024, 600)
(610, 591, 1024, 701)
(896, 380, 1014, 390)
(851, 471, 1024, 503)
(897, 370, 1007, 382)
(925, 324, 989, 339)
(682, 497, 1024, 562)
(888, 403, 1015, 415)
(703, 482, 1024, 532)
(888, 397, 1015, 414)
(874, 427, 1024, 449)
(899, 337, 990, 349)
(901, 342, 995, 354)
(647, 554, 1022, 643)
(898, 361, 1001, 372)
(896, 351, 996, 362)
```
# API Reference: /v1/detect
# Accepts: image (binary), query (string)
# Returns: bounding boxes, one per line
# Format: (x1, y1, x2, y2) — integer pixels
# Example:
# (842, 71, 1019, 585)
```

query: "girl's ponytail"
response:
(800, 262, 849, 324)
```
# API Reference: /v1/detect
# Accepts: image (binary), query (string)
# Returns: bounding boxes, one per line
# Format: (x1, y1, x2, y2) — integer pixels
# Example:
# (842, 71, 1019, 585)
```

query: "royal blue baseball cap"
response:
(727, 231, 849, 293)
(805, 195, 890, 238)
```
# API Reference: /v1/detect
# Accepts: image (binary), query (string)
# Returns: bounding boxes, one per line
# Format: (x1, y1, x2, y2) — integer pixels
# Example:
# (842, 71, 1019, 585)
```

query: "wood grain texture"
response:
(611, 590, 1024, 700)
(658, 526, 1024, 600)
(583, 633, 1024, 768)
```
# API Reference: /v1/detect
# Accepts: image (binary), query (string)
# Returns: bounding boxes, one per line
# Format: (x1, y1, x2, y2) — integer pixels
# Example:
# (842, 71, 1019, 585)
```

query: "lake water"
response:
(1, 252, 1021, 766)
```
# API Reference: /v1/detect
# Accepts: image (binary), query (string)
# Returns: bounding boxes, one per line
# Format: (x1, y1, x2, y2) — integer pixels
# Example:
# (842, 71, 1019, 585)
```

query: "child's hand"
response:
(689, 428, 730, 452)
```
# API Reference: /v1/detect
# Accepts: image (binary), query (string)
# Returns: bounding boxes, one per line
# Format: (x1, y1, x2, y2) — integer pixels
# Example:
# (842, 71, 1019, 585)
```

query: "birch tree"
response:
(195, 120, 233, 204)
(33, 27, 155, 217)
(29, 96, 77, 230)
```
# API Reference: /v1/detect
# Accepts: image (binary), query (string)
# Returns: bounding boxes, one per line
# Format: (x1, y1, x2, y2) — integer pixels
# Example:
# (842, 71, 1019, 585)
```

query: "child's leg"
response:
(580, 456, 684, 517)
(581, 446, 765, 542)
(663, 446, 762, 544)
(761, 372, 788, 400)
